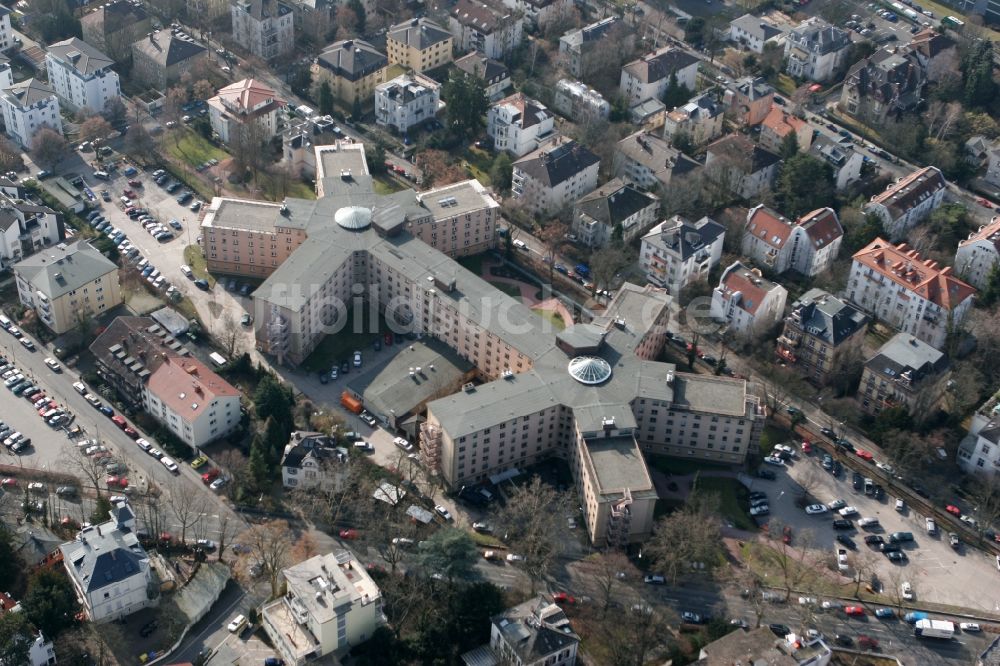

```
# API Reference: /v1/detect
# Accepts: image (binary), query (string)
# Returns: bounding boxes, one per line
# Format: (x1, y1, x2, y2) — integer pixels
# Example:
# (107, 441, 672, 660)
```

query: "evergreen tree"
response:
(0, 612, 33, 665)
(348, 0, 366, 34)
(369, 141, 387, 175)
(488, 152, 512, 192)
(776, 153, 835, 218)
(318, 81, 334, 116)
(22, 569, 77, 639)
(662, 72, 691, 108)
(979, 262, 1000, 306)
(249, 435, 270, 489)
(442, 71, 488, 139)
(779, 131, 799, 159)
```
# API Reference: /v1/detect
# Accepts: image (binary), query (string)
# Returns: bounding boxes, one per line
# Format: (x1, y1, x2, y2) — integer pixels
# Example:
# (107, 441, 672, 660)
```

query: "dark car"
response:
(833, 461, 843, 476)
(835, 634, 853, 647)
(886, 550, 907, 563)
(140, 621, 157, 637)
(194, 278, 210, 290)
(836, 534, 856, 549)
(852, 472, 863, 490)
(820, 427, 836, 438)
(700, 354, 717, 365)
(99, 405, 114, 417)
(865, 534, 885, 546)
(756, 468, 776, 480)
(341, 360, 350, 374)
(833, 519, 853, 530)
(319, 372, 329, 385)
(880, 541, 901, 553)
(769, 624, 791, 637)
(873, 485, 885, 500)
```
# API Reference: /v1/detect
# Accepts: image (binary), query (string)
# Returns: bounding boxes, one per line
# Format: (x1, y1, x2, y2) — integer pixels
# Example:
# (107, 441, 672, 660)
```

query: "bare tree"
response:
(0, 137, 24, 172)
(30, 128, 69, 170)
(603, 604, 675, 666)
(847, 548, 880, 598)
(218, 312, 242, 358)
(167, 488, 210, 545)
(764, 520, 821, 601)
(646, 493, 723, 585)
(494, 476, 570, 594)
(235, 519, 295, 598)
(79, 116, 114, 145)
(214, 511, 242, 562)
(59, 443, 111, 497)
(581, 551, 635, 616)
(729, 553, 768, 628)
(123, 124, 157, 164)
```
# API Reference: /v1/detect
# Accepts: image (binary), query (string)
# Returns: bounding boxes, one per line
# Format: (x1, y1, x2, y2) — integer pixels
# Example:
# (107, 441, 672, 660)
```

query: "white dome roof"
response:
(567, 356, 612, 385)
(335, 206, 372, 230)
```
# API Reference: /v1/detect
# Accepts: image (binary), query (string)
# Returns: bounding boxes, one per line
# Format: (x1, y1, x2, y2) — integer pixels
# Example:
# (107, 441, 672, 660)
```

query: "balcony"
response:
(776, 334, 799, 348)
(420, 422, 442, 472)
(776, 345, 796, 363)
(605, 488, 633, 550)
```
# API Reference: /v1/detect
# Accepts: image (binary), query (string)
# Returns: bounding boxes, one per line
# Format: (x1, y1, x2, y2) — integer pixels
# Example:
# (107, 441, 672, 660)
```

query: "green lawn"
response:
(458, 254, 484, 276)
(759, 424, 790, 455)
(533, 308, 565, 331)
(284, 180, 316, 200)
(164, 129, 228, 169)
(183, 245, 216, 287)
(301, 308, 388, 373)
(695, 477, 755, 531)
(373, 174, 405, 195)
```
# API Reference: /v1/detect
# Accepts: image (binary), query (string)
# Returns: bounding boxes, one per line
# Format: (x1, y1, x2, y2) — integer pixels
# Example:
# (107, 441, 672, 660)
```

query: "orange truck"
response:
(340, 391, 363, 414)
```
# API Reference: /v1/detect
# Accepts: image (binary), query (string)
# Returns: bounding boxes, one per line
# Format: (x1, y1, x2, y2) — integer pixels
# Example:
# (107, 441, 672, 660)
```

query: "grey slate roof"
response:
(492, 598, 579, 664)
(513, 138, 600, 187)
(623, 47, 698, 84)
(316, 39, 387, 80)
(234, 0, 293, 20)
(866, 332, 949, 384)
(574, 177, 658, 227)
(787, 288, 868, 346)
(707, 134, 781, 173)
(788, 17, 850, 56)
(133, 34, 207, 67)
(14, 240, 116, 300)
(730, 14, 782, 42)
(454, 51, 509, 83)
(642, 215, 725, 260)
(560, 16, 619, 49)
(388, 18, 451, 50)
(47, 37, 114, 76)
(616, 130, 701, 180)
(59, 521, 149, 593)
(1, 78, 56, 109)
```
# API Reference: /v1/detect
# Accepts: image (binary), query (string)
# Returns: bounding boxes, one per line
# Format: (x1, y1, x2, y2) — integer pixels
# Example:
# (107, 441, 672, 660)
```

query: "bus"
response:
(942, 15, 965, 28)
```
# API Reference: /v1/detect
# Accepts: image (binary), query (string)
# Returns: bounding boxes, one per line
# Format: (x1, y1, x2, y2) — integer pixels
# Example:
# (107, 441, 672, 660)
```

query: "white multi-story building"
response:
(959, 388, 1000, 476)
(784, 17, 851, 82)
(728, 14, 783, 53)
(0, 79, 62, 150)
(231, 0, 294, 60)
(0, 7, 14, 54)
(552, 79, 610, 123)
(573, 177, 659, 248)
(808, 133, 864, 190)
(640, 216, 725, 295)
(281, 431, 347, 490)
(45, 38, 119, 114)
(487, 92, 557, 158)
(849, 238, 976, 350)
(59, 503, 156, 623)
(0, 593, 56, 666)
(499, 0, 573, 29)
(143, 356, 241, 449)
(375, 72, 441, 134)
(512, 137, 600, 215)
(955, 216, 1000, 288)
(742, 205, 843, 276)
(262, 551, 382, 665)
(712, 261, 789, 338)
(856, 332, 950, 417)
(0, 182, 65, 271)
(619, 47, 699, 106)
(448, 0, 523, 59)
(864, 166, 947, 239)
(208, 78, 286, 145)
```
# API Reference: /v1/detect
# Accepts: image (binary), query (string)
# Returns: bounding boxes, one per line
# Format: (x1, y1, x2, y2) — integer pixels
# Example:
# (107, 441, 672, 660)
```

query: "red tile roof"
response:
(761, 107, 808, 139)
(746, 205, 793, 249)
(798, 207, 843, 249)
(852, 238, 976, 310)
(211, 78, 284, 115)
(720, 263, 780, 315)
(0, 592, 17, 614)
(145, 356, 240, 423)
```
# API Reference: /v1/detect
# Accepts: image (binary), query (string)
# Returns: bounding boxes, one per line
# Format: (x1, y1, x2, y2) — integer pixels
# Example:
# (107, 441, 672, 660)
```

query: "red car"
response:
(977, 197, 994, 208)
(552, 592, 576, 604)
(111, 415, 127, 429)
(339, 529, 359, 540)
(384, 332, 393, 346)
(801, 441, 812, 454)
(37, 401, 56, 415)
(123, 189, 136, 198)
(127, 179, 142, 188)
(159, 532, 172, 542)
(855, 449, 874, 462)
(858, 635, 879, 650)
(106, 476, 128, 488)
(782, 525, 792, 544)
(946, 505, 962, 516)
(123, 427, 139, 439)
(1, 477, 16, 487)
(844, 606, 865, 616)
(202, 468, 220, 483)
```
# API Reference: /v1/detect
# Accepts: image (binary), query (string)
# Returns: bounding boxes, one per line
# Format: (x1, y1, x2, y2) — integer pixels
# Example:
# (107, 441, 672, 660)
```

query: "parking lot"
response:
(757, 446, 1000, 612)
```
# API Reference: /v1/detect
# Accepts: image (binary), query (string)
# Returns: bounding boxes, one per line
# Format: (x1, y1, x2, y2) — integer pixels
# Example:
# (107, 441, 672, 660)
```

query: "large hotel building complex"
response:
(201, 142, 764, 546)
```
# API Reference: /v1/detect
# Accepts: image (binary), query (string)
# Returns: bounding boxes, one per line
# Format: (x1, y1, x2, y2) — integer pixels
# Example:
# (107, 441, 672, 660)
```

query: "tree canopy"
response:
(442, 71, 488, 139)
(416, 528, 478, 582)
(0, 612, 33, 666)
(775, 153, 835, 218)
(22, 569, 78, 639)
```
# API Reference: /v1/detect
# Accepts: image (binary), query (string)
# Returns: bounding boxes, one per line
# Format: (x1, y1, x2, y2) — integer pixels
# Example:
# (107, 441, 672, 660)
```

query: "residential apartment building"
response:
(572, 177, 659, 247)
(784, 17, 851, 82)
(231, 0, 295, 60)
(699, 627, 831, 666)
(724, 76, 775, 126)
(487, 93, 557, 158)
(448, 0, 523, 60)
(955, 216, 1000, 288)
(0, 6, 13, 54)
(208, 78, 286, 145)
(262, 551, 382, 665)
(908, 28, 958, 82)
(559, 16, 624, 78)
(619, 47, 699, 106)
(481, 597, 579, 666)
(848, 238, 975, 350)
(808, 134, 864, 190)
(14, 240, 120, 334)
(131, 34, 208, 90)
(0, 79, 62, 151)
(613, 130, 701, 192)
(0, 58, 11, 91)
(856, 332, 950, 417)
(0, 185, 65, 271)
(711, 261, 788, 338)
(742, 205, 844, 276)
(375, 73, 441, 134)
(499, 0, 573, 29)
(281, 431, 346, 490)
(312, 39, 388, 107)
(90, 316, 191, 410)
(704, 134, 781, 199)
(959, 388, 1000, 476)
(511, 137, 600, 215)
(863, 166, 947, 239)
(143, 356, 241, 449)
(662, 92, 724, 146)
(728, 14, 782, 53)
(640, 215, 725, 295)
(411, 179, 499, 256)
(841, 47, 925, 123)
(454, 51, 511, 101)
(59, 504, 156, 622)
(386, 18, 453, 73)
(776, 288, 869, 385)
(200, 198, 307, 277)
(80, 0, 151, 62)
(759, 106, 813, 154)
(552, 79, 610, 124)
(186, 0, 230, 22)
(630, 98, 667, 130)
(45, 38, 119, 114)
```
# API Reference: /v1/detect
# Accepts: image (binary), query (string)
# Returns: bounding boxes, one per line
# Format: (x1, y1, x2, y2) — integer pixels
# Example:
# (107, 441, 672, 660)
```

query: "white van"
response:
(0, 314, 10, 330)
(160, 456, 179, 473)
(512, 239, 527, 250)
(93, 171, 109, 180)
(180, 265, 193, 278)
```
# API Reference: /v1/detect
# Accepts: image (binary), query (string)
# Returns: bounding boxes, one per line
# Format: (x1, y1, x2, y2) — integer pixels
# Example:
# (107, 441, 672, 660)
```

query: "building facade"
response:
(231, 0, 295, 60)
(573, 177, 659, 248)
(487, 92, 557, 158)
(281, 431, 346, 490)
(0, 183, 65, 271)
(80, 0, 151, 62)
(552, 79, 610, 124)
(45, 38, 120, 114)
(558, 16, 623, 78)
(959, 389, 1000, 476)
(0, 7, 13, 54)
(131, 34, 208, 90)
(454, 51, 511, 101)
(856, 332, 950, 417)
(840, 47, 926, 123)
(511, 138, 600, 215)
(487, 598, 579, 666)
(759, 106, 813, 154)
(724, 76, 775, 127)
(208, 78, 286, 145)
(448, 0, 523, 60)
(808, 134, 864, 190)
(261, 552, 382, 665)
(711, 261, 788, 338)
(386, 18, 454, 73)
(704, 134, 781, 199)
(14, 240, 121, 334)
(863, 166, 947, 239)
(776, 288, 869, 385)
(784, 17, 851, 82)
(742, 205, 844, 276)
(0, 79, 62, 150)
(848, 238, 975, 350)
(143, 356, 242, 449)
(375, 73, 441, 134)
(955, 216, 1000, 289)
(663, 92, 724, 146)
(640, 215, 725, 295)
(728, 14, 782, 53)
(619, 47, 699, 106)
(312, 39, 388, 107)
(613, 130, 701, 191)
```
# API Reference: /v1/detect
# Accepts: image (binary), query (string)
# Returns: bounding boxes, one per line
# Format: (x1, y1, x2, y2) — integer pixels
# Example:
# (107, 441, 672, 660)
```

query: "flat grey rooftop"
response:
(206, 199, 285, 232)
(586, 435, 653, 493)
